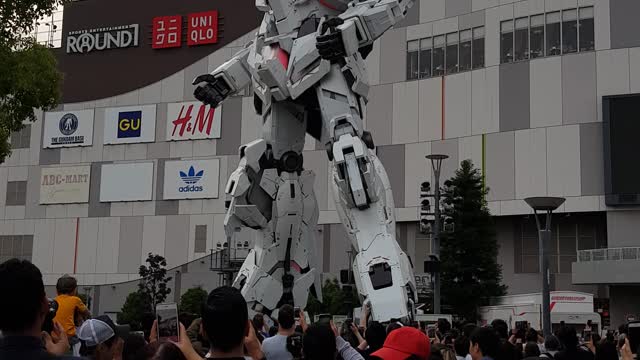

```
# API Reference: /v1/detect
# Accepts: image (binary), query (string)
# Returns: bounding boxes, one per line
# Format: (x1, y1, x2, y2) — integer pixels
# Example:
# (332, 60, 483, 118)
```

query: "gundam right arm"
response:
(192, 43, 253, 108)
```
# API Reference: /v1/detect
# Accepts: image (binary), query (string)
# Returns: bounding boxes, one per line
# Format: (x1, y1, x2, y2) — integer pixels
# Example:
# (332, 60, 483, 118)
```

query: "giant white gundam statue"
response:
(193, 0, 416, 322)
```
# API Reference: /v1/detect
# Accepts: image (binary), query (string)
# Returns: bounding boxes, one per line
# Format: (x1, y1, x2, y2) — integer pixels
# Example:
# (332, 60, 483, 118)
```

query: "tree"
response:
(138, 253, 173, 308)
(440, 160, 507, 322)
(180, 287, 208, 317)
(0, 0, 66, 162)
(306, 278, 360, 318)
(118, 291, 153, 331)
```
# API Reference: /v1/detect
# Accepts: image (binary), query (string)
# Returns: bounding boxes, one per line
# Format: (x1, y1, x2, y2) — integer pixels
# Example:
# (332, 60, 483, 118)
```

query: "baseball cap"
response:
(371, 326, 431, 360)
(78, 315, 129, 347)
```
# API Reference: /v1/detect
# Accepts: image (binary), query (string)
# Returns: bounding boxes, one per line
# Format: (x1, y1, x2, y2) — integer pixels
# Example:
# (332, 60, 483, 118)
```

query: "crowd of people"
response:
(0, 258, 637, 360)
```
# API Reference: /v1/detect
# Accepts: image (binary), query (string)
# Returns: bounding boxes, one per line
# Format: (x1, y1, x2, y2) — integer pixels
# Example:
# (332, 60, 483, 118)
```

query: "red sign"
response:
(187, 11, 219, 46)
(152, 15, 182, 49)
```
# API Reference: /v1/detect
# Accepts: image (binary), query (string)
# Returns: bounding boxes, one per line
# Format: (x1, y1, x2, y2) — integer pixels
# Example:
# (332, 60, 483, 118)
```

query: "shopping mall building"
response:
(4, 0, 640, 326)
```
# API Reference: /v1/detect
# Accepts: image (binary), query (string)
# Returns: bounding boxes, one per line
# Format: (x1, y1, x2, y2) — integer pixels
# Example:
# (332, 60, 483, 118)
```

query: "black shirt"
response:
(554, 348, 595, 360)
(0, 336, 81, 360)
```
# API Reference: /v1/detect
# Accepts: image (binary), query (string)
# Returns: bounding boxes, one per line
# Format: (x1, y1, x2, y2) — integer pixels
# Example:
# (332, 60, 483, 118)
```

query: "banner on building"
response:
(163, 159, 220, 200)
(40, 166, 91, 204)
(104, 105, 157, 144)
(43, 110, 94, 148)
(99, 162, 154, 202)
(166, 101, 222, 141)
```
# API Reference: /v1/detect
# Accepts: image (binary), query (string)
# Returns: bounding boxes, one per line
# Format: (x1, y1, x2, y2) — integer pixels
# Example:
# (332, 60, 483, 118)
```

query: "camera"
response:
(42, 299, 59, 333)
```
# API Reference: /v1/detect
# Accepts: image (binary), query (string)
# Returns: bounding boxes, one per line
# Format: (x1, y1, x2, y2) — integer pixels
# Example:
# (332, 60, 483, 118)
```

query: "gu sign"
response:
(67, 24, 139, 54)
(166, 101, 222, 141)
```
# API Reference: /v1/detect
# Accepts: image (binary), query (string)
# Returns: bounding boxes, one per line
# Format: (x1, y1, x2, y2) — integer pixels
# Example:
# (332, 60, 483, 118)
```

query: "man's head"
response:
(469, 327, 500, 360)
(278, 304, 295, 330)
(544, 335, 560, 352)
(454, 335, 469, 358)
(371, 326, 431, 360)
(524, 342, 540, 357)
(525, 328, 539, 343)
(365, 322, 387, 351)
(556, 326, 579, 351)
(303, 324, 336, 360)
(0, 259, 47, 334)
(490, 319, 509, 339)
(78, 316, 125, 359)
(201, 286, 248, 353)
(56, 275, 78, 295)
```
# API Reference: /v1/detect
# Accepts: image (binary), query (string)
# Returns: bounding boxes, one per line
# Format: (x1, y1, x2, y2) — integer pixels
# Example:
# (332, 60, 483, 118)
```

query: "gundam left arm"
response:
(317, 0, 414, 60)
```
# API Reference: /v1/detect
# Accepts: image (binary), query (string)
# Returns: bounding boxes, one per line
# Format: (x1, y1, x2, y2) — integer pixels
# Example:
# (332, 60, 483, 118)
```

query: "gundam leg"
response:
(317, 64, 417, 323)
(225, 100, 322, 315)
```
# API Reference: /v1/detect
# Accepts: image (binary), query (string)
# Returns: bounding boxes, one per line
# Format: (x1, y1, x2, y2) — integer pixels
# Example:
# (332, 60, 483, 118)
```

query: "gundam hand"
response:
(316, 17, 346, 62)
(192, 74, 232, 108)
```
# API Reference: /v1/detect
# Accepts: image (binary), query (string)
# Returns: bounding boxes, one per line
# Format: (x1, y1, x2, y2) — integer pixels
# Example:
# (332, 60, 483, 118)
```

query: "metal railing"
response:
(577, 247, 640, 262)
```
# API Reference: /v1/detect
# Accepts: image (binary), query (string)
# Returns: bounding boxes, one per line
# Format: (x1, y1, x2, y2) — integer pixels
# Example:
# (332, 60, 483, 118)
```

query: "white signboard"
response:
(104, 105, 157, 144)
(163, 159, 220, 200)
(40, 166, 91, 204)
(166, 101, 222, 141)
(67, 24, 139, 54)
(99, 162, 154, 202)
(43, 110, 94, 148)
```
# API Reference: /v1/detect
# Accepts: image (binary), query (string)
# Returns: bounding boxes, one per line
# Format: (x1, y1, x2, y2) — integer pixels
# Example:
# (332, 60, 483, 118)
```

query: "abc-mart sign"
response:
(43, 110, 94, 148)
(163, 159, 220, 200)
(66, 24, 139, 54)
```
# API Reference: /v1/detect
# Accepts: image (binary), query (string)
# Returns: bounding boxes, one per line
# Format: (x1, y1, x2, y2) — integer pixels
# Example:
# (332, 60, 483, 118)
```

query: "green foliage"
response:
(179, 287, 208, 316)
(118, 291, 153, 331)
(0, 1, 68, 163)
(306, 279, 360, 318)
(440, 160, 507, 322)
(138, 253, 173, 308)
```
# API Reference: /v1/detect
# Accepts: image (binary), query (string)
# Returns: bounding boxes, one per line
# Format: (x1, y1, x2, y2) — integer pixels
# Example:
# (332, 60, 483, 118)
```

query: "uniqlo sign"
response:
(188, 11, 218, 46)
(152, 15, 182, 49)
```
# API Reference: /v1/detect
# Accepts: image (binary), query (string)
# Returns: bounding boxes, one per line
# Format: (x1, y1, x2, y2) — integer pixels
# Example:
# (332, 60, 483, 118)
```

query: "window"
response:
(195, 225, 207, 253)
(419, 38, 432, 78)
(579, 6, 594, 51)
(472, 27, 485, 69)
(433, 35, 445, 76)
(562, 9, 578, 54)
(500, 20, 514, 63)
(445, 32, 459, 74)
(546, 12, 561, 56)
(517, 220, 539, 273)
(459, 30, 472, 72)
(406, 40, 419, 80)
(530, 15, 545, 59)
(514, 17, 529, 61)
(6, 181, 27, 206)
(10, 125, 31, 149)
(0, 235, 33, 264)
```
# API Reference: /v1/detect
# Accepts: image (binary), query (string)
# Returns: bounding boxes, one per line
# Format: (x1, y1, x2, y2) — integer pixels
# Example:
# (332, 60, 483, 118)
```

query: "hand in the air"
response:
(316, 17, 346, 62)
(192, 74, 231, 108)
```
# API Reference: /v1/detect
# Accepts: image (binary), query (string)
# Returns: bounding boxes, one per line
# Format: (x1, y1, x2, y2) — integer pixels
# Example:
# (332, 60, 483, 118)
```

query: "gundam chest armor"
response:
(193, 0, 418, 322)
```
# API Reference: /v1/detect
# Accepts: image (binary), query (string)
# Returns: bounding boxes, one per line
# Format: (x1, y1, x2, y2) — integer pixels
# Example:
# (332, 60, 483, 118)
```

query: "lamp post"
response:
(524, 196, 566, 338)
(426, 154, 448, 314)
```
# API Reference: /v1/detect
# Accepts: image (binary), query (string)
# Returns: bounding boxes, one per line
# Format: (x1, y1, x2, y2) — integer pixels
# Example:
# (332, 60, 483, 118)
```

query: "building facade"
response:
(3, 0, 640, 327)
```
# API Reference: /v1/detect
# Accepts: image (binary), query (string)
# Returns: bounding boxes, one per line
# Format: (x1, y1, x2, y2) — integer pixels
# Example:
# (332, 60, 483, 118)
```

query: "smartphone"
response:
(318, 314, 332, 327)
(156, 303, 180, 342)
(628, 321, 640, 354)
(294, 307, 301, 319)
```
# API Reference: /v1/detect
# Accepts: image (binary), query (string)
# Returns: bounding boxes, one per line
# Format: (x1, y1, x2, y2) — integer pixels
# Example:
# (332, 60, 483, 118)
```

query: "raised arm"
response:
(317, 0, 414, 61)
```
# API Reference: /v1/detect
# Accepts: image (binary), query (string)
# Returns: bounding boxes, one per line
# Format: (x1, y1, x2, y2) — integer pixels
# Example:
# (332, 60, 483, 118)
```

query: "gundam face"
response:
(193, 0, 417, 323)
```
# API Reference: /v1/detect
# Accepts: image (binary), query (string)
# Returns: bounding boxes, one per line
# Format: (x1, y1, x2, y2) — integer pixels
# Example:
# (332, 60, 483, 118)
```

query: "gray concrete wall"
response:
(609, 285, 640, 329)
(606, 211, 640, 248)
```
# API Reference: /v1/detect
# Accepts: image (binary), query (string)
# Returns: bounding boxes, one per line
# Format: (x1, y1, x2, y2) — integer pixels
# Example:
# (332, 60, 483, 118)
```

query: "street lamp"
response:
(524, 196, 566, 338)
(426, 154, 448, 314)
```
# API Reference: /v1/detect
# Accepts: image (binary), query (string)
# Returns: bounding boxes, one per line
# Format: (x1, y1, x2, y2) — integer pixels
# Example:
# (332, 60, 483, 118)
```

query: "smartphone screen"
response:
(156, 303, 179, 342)
(294, 307, 301, 319)
(318, 314, 331, 327)
(629, 322, 640, 354)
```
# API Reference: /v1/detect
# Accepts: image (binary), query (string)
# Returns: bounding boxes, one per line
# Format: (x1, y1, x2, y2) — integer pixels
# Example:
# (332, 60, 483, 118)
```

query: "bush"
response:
(179, 287, 208, 317)
(118, 291, 153, 331)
